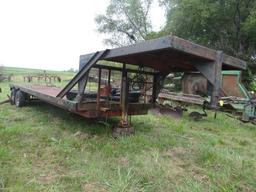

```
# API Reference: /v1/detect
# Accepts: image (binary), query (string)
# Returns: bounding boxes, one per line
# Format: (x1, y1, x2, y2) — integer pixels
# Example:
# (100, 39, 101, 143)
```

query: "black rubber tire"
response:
(15, 90, 26, 107)
(24, 93, 31, 102)
(10, 89, 16, 105)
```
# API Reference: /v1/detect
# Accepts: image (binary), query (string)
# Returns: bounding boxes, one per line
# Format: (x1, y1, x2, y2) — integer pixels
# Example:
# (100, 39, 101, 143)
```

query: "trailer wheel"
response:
(10, 89, 17, 105)
(24, 93, 31, 103)
(15, 90, 26, 107)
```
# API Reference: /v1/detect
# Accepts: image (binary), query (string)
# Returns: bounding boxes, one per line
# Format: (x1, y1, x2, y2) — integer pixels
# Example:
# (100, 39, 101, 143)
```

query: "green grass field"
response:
(0, 67, 255, 191)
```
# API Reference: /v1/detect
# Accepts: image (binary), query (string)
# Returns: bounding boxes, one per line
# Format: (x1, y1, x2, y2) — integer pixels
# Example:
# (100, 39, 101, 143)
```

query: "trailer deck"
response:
(15, 84, 61, 97)
(10, 35, 247, 136)
(10, 83, 150, 119)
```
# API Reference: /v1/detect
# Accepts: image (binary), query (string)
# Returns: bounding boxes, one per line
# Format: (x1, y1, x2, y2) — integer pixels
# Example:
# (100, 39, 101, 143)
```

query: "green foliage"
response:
(95, 0, 153, 46)
(243, 6, 256, 47)
(250, 81, 256, 92)
(159, 0, 256, 86)
(161, 0, 255, 56)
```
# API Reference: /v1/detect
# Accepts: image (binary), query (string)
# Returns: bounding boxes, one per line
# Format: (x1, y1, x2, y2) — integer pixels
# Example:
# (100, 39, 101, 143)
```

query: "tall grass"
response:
(0, 67, 255, 191)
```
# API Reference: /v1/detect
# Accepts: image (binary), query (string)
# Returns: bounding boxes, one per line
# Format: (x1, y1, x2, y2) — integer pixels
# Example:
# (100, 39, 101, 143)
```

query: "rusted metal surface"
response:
(222, 75, 245, 98)
(182, 71, 249, 99)
(182, 73, 208, 96)
(210, 51, 223, 107)
(11, 84, 61, 97)
(102, 36, 246, 72)
(158, 91, 206, 106)
(93, 64, 157, 76)
(76, 103, 150, 118)
(10, 83, 151, 118)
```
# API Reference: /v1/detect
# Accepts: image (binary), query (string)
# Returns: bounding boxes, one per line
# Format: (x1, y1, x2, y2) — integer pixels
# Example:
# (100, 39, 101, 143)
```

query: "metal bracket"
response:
(194, 51, 224, 107)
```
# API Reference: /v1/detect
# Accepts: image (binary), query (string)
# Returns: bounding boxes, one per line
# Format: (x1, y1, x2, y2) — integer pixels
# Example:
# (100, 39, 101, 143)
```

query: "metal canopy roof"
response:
(98, 35, 246, 72)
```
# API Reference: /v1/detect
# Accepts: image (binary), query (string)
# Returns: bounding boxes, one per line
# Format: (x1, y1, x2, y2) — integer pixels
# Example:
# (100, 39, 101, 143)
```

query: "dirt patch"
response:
(74, 131, 91, 140)
(51, 117, 63, 125)
(149, 107, 183, 119)
(38, 173, 56, 184)
(165, 147, 210, 187)
(82, 183, 108, 192)
(34, 164, 60, 185)
(10, 116, 25, 122)
(168, 147, 190, 156)
(190, 167, 210, 183)
(149, 107, 162, 116)
(118, 156, 129, 167)
(160, 108, 183, 119)
(164, 147, 190, 168)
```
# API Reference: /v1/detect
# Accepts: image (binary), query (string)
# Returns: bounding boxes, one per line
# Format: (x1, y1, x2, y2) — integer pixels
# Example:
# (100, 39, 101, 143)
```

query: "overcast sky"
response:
(0, 0, 165, 71)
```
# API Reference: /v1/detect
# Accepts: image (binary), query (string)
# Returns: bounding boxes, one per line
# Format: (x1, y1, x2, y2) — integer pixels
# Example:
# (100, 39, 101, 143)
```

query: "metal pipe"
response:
(210, 51, 223, 108)
(97, 68, 102, 111)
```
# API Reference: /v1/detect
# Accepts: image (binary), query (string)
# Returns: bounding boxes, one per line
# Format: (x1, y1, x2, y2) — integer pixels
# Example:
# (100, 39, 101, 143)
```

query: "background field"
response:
(0, 67, 255, 192)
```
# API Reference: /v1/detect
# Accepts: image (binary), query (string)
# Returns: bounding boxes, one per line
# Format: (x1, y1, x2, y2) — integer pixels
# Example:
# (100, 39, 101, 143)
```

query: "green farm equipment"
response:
(159, 70, 256, 124)
(218, 71, 256, 123)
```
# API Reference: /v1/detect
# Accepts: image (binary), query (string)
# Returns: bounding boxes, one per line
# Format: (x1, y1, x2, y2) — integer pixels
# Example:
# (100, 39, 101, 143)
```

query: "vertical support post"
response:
(210, 51, 223, 108)
(97, 68, 102, 111)
(152, 73, 158, 104)
(107, 69, 112, 108)
(76, 72, 89, 102)
(120, 63, 129, 127)
(76, 60, 90, 102)
(113, 63, 134, 138)
(108, 69, 111, 86)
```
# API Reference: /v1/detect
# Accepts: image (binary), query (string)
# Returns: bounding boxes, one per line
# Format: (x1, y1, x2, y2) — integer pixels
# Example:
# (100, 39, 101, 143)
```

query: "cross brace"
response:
(57, 50, 109, 98)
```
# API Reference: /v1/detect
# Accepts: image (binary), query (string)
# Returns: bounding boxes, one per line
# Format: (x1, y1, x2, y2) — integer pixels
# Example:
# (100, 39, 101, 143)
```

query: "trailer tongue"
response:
(9, 35, 247, 136)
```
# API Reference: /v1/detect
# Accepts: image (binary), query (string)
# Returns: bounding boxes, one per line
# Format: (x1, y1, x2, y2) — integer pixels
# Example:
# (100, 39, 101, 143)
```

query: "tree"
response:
(95, 0, 153, 46)
(159, 0, 256, 88)
(160, 0, 255, 56)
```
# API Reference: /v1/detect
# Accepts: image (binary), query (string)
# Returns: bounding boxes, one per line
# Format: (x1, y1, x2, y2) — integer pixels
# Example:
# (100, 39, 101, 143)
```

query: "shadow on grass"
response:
(25, 100, 122, 136)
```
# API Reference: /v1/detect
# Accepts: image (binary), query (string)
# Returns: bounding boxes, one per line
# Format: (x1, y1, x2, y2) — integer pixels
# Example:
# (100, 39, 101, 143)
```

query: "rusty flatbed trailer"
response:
(9, 84, 151, 118)
(10, 35, 246, 136)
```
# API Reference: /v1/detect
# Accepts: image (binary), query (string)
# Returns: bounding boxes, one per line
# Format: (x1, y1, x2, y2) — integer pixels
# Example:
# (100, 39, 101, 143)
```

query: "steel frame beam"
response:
(194, 51, 224, 107)
(57, 50, 109, 98)
(101, 36, 246, 70)
(97, 68, 102, 111)
(119, 63, 130, 127)
(93, 64, 158, 76)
